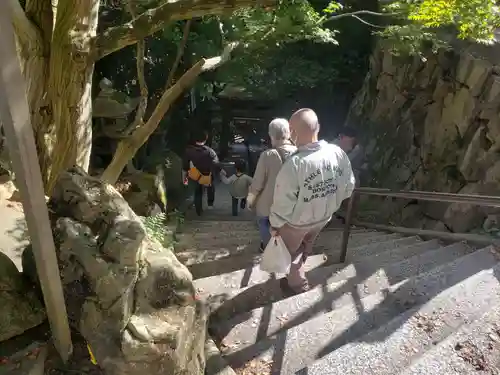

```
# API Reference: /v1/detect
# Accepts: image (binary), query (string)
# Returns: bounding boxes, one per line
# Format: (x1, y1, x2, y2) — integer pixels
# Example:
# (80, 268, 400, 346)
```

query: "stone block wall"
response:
(346, 39, 500, 233)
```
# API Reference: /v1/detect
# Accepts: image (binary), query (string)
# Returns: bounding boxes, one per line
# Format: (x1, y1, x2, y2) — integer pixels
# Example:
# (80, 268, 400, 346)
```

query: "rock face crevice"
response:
(347, 40, 500, 233)
(49, 167, 206, 375)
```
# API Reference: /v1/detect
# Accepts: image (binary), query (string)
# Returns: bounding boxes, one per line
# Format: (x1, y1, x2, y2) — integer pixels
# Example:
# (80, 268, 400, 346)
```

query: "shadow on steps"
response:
(220, 247, 499, 374)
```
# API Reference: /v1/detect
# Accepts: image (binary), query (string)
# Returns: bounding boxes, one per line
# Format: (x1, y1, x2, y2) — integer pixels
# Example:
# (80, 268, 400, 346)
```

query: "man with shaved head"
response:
(269, 108, 355, 295)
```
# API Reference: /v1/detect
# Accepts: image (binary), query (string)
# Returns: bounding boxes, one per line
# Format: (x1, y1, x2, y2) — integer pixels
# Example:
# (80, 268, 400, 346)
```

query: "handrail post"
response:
(340, 192, 356, 263)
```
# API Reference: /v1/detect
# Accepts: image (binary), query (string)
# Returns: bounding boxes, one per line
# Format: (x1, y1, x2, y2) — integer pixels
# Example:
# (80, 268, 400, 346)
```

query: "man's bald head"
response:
(289, 108, 320, 135)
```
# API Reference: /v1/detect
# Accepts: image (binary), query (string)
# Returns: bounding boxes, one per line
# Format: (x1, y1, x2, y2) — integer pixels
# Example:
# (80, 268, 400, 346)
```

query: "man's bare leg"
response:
(279, 223, 325, 294)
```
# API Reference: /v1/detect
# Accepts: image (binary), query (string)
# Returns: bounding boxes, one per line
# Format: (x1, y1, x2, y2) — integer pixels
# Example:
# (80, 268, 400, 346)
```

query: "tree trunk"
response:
(10, 0, 270, 191)
(12, 0, 53, 187)
(46, 0, 100, 192)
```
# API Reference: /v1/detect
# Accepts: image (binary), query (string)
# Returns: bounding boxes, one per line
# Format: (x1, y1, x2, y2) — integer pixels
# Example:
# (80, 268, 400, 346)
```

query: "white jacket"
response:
(269, 140, 355, 229)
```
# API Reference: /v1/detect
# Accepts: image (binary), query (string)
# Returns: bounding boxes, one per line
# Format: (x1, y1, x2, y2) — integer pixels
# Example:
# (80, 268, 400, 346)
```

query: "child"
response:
(220, 159, 253, 216)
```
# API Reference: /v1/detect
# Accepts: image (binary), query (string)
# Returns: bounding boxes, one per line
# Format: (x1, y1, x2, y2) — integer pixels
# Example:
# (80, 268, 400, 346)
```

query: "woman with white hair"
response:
(247, 118, 297, 251)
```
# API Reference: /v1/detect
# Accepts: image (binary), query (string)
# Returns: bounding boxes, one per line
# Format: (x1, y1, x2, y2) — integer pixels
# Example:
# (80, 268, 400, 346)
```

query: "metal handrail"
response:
(340, 187, 500, 263)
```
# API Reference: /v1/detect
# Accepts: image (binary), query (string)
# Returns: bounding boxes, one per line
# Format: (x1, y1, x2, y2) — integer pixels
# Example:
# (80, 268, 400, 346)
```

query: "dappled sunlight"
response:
(2, 0, 499, 372)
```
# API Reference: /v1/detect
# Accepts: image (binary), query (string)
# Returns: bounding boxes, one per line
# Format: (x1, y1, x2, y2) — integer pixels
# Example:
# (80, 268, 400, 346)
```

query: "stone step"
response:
(400, 303, 500, 375)
(223, 246, 500, 374)
(206, 238, 454, 323)
(183, 217, 366, 231)
(301, 247, 500, 375)
(195, 254, 330, 299)
(177, 232, 404, 266)
(182, 230, 260, 241)
(188, 252, 262, 280)
(176, 228, 376, 254)
(183, 220, 258, 232)
(175, 234, 259, 253)
(177, 228, 388, 253)
(186, 223, 374, 238)
(188, 235, 423, 280)
(211, 241, 467, 351)
(345, 235, 421, 259)
(184, 213, 257, 222)
(195, 236, 420, 302)
(352, 238, 440, 265)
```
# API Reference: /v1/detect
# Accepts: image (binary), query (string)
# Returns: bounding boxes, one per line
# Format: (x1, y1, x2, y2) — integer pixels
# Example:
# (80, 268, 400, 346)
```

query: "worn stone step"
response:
(346, 235, 421, 259)
(352, 238, 440, 265)
(183, 218, 367, 231)
(195, 254, 330, 299)
(186, 225, 371, 239)
(177, 228, 385, 253)
(210, 241, 465, 350)
(188, 234, 421, 280)
(177, 231, 402, 266)
(302, 247, 500, 375)
(195, 235, 418, 301)
(223, 246, 500, 374)
(209, 241, 480, 329)
(189, 252, 262, 280)
(175, 233, 259, 253)
(400, 303, 500, 375)
(183, 220, 258, 231)
(315, 231, 401, 251)
(176, 228, 376, 254)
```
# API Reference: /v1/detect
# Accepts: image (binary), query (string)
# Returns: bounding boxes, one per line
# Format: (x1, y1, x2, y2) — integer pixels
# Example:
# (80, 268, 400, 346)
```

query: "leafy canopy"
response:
(100, 0, 500, 101)
(378, 0, 500, 55)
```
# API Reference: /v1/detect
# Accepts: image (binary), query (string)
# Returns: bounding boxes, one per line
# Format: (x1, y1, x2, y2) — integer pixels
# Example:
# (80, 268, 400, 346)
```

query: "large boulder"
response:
(49, 167, 206, 375)
(0, 251, 46, 341)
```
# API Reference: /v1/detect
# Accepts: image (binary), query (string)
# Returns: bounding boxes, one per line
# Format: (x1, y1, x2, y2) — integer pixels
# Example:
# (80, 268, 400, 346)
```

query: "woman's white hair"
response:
(268, 118, 290, 141)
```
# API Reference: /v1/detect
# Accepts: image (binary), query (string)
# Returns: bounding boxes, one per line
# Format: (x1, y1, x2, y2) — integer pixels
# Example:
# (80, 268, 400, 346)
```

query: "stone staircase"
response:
(177, 187, 500, 374)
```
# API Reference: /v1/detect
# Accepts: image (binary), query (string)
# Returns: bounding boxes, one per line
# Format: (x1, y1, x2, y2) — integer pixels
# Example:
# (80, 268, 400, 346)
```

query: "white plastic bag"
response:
(260, 236, 291, 274)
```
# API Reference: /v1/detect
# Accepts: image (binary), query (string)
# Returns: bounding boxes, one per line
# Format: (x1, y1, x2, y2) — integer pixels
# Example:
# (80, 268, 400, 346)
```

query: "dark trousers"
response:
(231, 197, 246, 216)
(193, 183, 215, 216)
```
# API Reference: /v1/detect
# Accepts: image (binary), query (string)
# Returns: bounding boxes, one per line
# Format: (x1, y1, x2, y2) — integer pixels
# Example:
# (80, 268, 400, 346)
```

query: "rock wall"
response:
(346, 40, 500, 233)
(48, 168, 206, 375)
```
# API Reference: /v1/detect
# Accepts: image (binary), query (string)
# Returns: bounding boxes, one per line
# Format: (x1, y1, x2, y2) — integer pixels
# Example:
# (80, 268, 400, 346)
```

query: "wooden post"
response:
(0, 2, 72, 362)
(340, 194, 355, 263)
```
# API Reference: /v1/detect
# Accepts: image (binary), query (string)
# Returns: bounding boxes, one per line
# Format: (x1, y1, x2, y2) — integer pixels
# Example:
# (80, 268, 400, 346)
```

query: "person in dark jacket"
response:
(334, 127, 364, 223)
(183, 130, 219, 216)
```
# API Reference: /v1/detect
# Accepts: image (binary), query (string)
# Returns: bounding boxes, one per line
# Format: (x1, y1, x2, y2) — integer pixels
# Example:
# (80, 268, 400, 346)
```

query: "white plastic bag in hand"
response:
(260, 236, 291, 274)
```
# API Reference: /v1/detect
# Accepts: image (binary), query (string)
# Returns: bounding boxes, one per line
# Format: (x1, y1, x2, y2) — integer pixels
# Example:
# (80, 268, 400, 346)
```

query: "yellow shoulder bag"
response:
(188, 161, 212, 186)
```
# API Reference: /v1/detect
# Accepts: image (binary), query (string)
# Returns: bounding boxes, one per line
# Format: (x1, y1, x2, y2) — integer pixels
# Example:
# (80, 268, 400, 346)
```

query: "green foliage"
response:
(208, 0, 344, 98)
(323, 1, 343, 14)
(376, 0, 500, 56)
(227, 0, 338, 46)
(377, 24, 451, 56)
(142, 213, 170, 246)
(407, 0, 500, 43)
(141, 212, 184, 248)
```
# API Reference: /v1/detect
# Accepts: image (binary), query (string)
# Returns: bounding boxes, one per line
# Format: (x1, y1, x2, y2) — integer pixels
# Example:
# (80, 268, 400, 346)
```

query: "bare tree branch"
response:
(323, 10, 399, 24)
(95, 0, 276, 60)
(350, 15, 387, 29)
(164, 19, 192, 90)
(101, 42, 239, 184)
